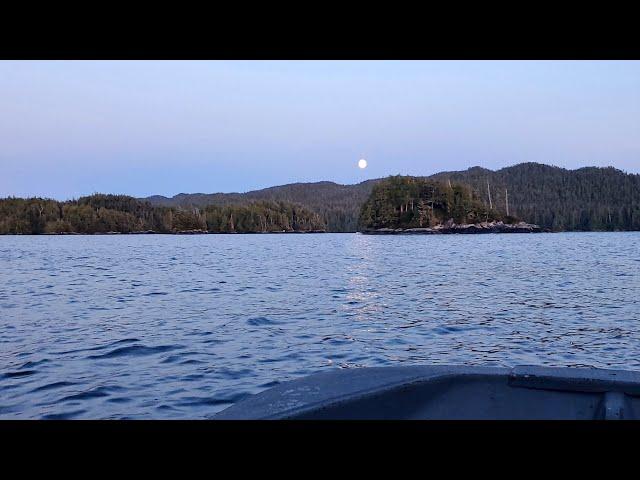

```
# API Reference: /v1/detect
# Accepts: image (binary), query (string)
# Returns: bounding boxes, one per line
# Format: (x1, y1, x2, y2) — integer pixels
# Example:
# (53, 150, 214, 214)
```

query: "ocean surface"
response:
(1, 232, 639, 419)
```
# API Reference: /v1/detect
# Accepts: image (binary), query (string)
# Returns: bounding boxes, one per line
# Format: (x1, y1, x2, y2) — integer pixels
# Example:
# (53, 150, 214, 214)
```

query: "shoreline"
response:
(360, 221, 547, 235)
(1, 229, 328, 235)
(3, 227, 640, 236)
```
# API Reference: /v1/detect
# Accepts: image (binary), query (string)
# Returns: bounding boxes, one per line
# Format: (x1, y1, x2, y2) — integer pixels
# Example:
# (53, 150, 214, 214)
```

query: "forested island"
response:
(0, 195, 325, 234)
(358, 176, 542, 234)
(1, 162, 639, 234)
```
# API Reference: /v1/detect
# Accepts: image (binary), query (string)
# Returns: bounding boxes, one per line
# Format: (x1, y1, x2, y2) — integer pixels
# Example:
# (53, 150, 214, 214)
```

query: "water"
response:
(1, 232, 639, 419)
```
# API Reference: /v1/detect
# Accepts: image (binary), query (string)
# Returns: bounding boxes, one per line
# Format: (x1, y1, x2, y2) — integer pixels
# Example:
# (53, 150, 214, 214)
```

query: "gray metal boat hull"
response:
(215, 365, 640, 420)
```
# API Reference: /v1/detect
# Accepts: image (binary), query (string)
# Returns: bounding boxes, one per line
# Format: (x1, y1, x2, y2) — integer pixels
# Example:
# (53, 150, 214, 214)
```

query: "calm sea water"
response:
(1, 232, 639, 419)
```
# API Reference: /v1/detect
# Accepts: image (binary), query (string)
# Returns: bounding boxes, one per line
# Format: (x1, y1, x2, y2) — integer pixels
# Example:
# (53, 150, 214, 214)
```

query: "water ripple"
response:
(87, 344, 181, 360)
(1, 232, 639, 418)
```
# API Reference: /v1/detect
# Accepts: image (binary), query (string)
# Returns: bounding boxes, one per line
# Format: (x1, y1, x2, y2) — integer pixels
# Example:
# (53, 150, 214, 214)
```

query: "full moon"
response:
(358, 158, 368, 169)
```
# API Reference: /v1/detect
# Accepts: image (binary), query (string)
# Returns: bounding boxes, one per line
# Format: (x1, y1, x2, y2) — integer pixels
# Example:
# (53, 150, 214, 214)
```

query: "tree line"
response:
(144, 163, 640, 232)
(0, 194, 326, 234)
(3, 163, 639, 234)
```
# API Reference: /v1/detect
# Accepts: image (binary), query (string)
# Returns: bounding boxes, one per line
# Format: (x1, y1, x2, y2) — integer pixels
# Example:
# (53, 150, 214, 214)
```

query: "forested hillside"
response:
(0, 195, 325, 234)
(144, 163, 640, 232)
(430, 163, 640, 231)
(146, 180, 377, 232)
(3, 163, 638, 234)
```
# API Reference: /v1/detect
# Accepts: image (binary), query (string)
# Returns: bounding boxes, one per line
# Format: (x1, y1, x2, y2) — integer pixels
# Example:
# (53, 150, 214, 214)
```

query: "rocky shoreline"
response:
(360, 220, 544, 235)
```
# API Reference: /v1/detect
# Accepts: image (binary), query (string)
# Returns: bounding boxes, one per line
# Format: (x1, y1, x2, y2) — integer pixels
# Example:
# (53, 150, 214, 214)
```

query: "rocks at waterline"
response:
(360, 220, 544, 235)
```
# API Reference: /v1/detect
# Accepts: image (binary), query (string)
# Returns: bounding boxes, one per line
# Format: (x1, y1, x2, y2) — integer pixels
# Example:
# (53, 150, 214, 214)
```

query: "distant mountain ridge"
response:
(142, 163, 640, 232)
(145, 180, 379, 232)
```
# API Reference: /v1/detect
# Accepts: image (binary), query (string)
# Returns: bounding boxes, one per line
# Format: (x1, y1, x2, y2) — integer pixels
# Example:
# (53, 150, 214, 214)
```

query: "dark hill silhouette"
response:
(145, 180, 379, 232)
(142, 163, 640, 232)
(6, 163, 636, 234)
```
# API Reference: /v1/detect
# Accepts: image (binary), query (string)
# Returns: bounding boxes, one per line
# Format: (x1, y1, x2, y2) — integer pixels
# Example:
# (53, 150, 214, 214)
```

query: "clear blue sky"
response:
(1, 61, 638, 199)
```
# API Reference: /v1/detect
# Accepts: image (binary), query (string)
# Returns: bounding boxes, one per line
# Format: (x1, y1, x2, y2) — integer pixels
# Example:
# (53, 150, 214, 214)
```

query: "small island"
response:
(358, 176, 542, 234)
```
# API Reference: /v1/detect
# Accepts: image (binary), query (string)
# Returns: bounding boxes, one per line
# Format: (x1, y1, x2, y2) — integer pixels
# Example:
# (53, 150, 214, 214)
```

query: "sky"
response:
(1, 60, 638, 199)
